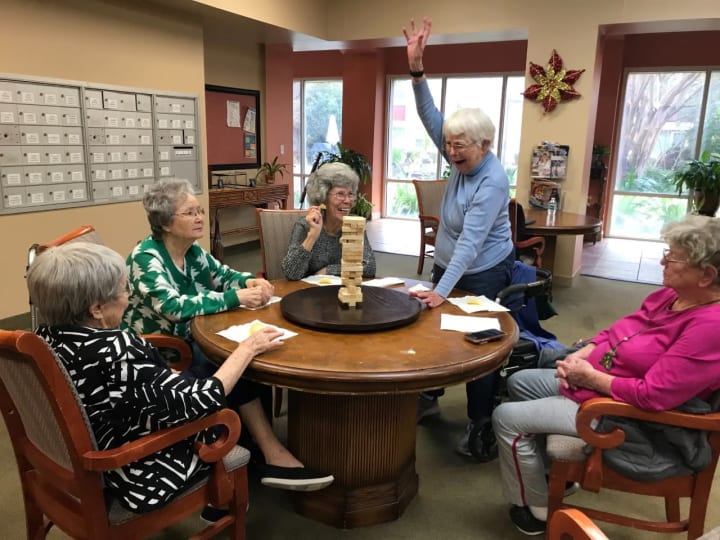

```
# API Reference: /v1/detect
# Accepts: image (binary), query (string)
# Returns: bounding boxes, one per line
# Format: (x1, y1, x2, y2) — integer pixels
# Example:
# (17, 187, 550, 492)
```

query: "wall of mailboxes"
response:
(0, 74, 201, 213)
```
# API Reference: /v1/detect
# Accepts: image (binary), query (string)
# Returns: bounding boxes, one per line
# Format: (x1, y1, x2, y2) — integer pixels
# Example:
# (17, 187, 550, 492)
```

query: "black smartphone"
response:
(464, 328, 506, 344)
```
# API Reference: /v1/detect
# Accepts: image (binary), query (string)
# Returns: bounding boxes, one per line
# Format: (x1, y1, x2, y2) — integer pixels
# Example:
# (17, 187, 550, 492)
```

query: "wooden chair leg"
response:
(273, 386, 283, 417)
(417, 239, 425, 274)
(664, 495, 680, 523)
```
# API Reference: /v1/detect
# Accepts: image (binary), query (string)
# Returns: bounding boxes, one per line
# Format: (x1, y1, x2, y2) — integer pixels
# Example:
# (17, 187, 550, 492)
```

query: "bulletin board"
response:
(205, 84, 261, 171)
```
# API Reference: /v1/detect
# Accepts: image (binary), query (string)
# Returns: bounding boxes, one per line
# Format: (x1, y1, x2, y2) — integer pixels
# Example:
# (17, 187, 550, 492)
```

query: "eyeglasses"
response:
(330, 191, 356, 201)
(175, 207, 206, 218)
(662, 248, 689, 265)
(444, 140, 476, 152)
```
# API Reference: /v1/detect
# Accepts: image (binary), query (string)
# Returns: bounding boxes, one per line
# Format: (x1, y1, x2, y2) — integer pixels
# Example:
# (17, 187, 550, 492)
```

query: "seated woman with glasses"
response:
(122, 177, 334, 495)
(491, 214, 720, 536)
(282, 162, 376, 280)
(27, 241, 296, 513)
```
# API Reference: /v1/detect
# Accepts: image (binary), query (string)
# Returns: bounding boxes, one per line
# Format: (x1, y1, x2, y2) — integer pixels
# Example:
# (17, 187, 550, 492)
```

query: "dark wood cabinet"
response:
(209, 183, 289, 260)
(585, 153, 609, 243)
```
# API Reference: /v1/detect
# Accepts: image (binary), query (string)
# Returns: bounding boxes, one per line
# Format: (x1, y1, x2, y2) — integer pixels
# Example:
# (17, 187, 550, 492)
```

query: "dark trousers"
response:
(428, 250, 514, 421)
(188, 340, 273, 452)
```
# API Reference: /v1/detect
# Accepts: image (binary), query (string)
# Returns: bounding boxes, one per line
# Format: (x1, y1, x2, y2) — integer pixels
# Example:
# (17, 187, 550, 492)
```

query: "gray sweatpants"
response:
(491, 369, 580, 508)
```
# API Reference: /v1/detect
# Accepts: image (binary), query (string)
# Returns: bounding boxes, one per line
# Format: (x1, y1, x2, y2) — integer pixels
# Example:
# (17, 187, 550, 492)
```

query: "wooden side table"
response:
(209, 184, 289, 261)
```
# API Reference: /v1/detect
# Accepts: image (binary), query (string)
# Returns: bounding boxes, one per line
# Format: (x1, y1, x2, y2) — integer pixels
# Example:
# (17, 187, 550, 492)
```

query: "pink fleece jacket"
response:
(561, 287, 720, 411)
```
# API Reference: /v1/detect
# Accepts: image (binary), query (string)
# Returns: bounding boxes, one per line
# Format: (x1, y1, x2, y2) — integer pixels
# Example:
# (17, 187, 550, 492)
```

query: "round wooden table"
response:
(192, 279, 517, 528)
(524, 207, 602, 273)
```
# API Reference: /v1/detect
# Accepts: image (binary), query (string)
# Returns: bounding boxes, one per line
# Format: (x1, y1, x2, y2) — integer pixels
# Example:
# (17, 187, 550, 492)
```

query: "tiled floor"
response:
(366, 218, 664, 286)
(581, 237, 663, 285)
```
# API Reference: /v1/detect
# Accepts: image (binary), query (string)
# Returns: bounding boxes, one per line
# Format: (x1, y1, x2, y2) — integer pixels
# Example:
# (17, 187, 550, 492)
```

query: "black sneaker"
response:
(509, 505, 546, 536)
(201, 505, 229, 524)
(259, 465, 334, 492)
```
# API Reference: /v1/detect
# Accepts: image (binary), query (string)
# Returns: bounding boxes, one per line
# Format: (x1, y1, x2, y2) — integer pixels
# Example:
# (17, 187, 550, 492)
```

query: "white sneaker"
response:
(454, 422, 475, 457)
(417, 393, 441, 423)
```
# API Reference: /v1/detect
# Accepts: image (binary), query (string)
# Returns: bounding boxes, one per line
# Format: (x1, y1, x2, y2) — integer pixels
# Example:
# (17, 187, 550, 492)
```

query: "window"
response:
(385, 75, 524, 218)
(609, 70, 720, 239)
(292, 79, 343, 207)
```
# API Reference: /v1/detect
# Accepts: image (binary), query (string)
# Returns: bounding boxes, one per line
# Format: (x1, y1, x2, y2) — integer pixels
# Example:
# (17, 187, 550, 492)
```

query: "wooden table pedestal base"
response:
(287, 390, 419, 528)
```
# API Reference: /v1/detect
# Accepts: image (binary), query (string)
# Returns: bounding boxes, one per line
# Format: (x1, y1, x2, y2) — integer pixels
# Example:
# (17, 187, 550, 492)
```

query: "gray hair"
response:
(27, 242, 127, 326)
(305, 162, 359, 206)
(443, 108, 496, 147)
(662, 214, 720, 286)
(143, 177, 195, 240)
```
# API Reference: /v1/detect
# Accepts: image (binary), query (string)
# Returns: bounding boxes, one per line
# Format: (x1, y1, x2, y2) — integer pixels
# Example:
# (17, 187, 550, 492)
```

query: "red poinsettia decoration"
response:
(523, 50, 585, 113)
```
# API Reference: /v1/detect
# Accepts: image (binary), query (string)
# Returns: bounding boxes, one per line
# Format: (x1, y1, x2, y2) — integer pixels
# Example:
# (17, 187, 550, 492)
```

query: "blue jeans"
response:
(428, 250, 514, 421)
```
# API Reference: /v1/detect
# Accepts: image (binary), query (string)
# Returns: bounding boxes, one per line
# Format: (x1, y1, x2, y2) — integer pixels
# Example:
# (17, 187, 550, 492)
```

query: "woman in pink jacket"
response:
(492, 214, 720, 536)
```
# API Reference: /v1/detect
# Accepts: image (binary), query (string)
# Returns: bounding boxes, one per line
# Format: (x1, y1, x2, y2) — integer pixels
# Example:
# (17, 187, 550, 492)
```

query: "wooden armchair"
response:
(256, 208, 307, 280)
(412, 179, 446, 275)
(255, 208, 307, 417)
(0, 329, 249, 540)
(546, 397, 720, 540)
(548, 509, 609, 540)
(509, 199, 545, 268)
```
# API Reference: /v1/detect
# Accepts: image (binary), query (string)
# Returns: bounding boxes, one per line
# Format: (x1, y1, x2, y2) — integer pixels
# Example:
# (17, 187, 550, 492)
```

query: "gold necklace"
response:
(601, 296, 720, 371)
(600, 329, 646, 370)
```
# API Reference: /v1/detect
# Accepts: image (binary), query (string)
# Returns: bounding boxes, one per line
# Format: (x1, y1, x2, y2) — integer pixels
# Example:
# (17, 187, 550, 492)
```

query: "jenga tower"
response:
(338, 216, 365, 308)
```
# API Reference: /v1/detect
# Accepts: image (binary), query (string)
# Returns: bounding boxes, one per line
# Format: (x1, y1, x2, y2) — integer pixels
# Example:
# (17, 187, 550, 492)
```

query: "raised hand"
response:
(402, 17, 432, 70)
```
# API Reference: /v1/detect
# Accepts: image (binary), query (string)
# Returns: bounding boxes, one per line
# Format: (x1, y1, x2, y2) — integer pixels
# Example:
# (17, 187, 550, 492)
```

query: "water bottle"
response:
(547, 196, 557, 224)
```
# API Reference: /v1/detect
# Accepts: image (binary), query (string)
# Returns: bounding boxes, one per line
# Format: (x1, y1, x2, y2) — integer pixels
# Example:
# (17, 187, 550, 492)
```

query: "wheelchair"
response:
(466, 266, 555, 462)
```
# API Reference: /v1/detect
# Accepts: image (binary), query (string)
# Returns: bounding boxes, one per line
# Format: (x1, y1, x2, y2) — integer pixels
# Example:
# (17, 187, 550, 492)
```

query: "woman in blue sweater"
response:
(404, 17, 515, 461)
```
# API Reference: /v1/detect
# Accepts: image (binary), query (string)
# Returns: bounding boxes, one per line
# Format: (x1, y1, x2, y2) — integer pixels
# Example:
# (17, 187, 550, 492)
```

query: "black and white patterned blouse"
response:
(36, 324, 226, 513)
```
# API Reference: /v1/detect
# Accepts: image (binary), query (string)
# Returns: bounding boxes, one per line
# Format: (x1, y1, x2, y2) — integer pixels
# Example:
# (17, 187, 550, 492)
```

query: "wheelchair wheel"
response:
(469, 418, 499, 462)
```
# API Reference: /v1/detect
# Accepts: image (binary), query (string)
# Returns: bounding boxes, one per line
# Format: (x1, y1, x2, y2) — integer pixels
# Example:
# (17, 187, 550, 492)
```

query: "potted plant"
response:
(590, 144, 610, 180)
(256, 156, 287, 184)
(671, 151, 720, 216)
(317, 144, 374, 219)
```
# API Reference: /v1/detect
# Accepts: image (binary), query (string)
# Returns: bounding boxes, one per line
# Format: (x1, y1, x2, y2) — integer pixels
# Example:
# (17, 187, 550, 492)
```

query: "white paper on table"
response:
(447, 295, 510, 314)
(363, 277, 405, 288)
(440, 314, 501, 333)
(238, 296, 281, 310)
(301, 275, 342, 286)
(217, 319, 297, 342)
(408, 283, 431, 293)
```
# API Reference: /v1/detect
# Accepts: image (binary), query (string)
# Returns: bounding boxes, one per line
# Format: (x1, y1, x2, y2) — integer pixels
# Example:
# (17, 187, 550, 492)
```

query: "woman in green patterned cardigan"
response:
(122, 178, 333, 496)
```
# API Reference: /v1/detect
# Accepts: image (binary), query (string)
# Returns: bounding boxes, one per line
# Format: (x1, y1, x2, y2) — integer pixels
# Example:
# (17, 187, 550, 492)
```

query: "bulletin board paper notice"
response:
(243, 107, 256, 133)
(226, 100, 240, 127)
(440, 314, 501, 333)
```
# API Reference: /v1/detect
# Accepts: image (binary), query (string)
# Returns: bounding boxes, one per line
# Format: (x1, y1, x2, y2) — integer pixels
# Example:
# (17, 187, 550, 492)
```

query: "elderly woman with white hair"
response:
(492, 214, 720, 535)
(26, 241, 323, 514)
(403, 17, 515, 460)
(281, 161, 376, 280)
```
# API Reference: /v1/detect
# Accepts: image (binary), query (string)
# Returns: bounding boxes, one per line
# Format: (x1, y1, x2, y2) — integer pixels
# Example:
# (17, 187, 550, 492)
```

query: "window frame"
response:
(383, 72, 524, 219)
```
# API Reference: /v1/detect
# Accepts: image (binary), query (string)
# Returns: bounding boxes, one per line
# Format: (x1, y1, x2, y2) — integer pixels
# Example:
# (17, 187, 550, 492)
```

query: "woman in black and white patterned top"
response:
(26, 242, 333, 513)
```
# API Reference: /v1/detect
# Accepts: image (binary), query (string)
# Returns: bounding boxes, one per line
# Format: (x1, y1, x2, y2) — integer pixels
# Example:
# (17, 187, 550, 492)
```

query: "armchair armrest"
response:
(82, 408, 241, 471)
(576, 397, 720, 450)
(142, 334, 192, 372)
(514, 235, 545, 253)
(574, 397, 720, 492)
(419, 214, 439, 236)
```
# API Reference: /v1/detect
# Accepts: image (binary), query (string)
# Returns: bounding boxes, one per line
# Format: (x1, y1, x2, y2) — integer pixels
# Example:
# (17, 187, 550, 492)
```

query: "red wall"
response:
(266, 40, 528, 210)
(265, 32, 719, 212)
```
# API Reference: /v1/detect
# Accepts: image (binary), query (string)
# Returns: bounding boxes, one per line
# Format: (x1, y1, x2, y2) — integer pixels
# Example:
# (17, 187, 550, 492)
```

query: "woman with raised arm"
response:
(403, 17, 515, 460)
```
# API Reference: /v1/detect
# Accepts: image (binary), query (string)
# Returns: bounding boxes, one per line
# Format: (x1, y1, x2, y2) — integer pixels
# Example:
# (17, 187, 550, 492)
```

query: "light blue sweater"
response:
(413, 79, 514, 298)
